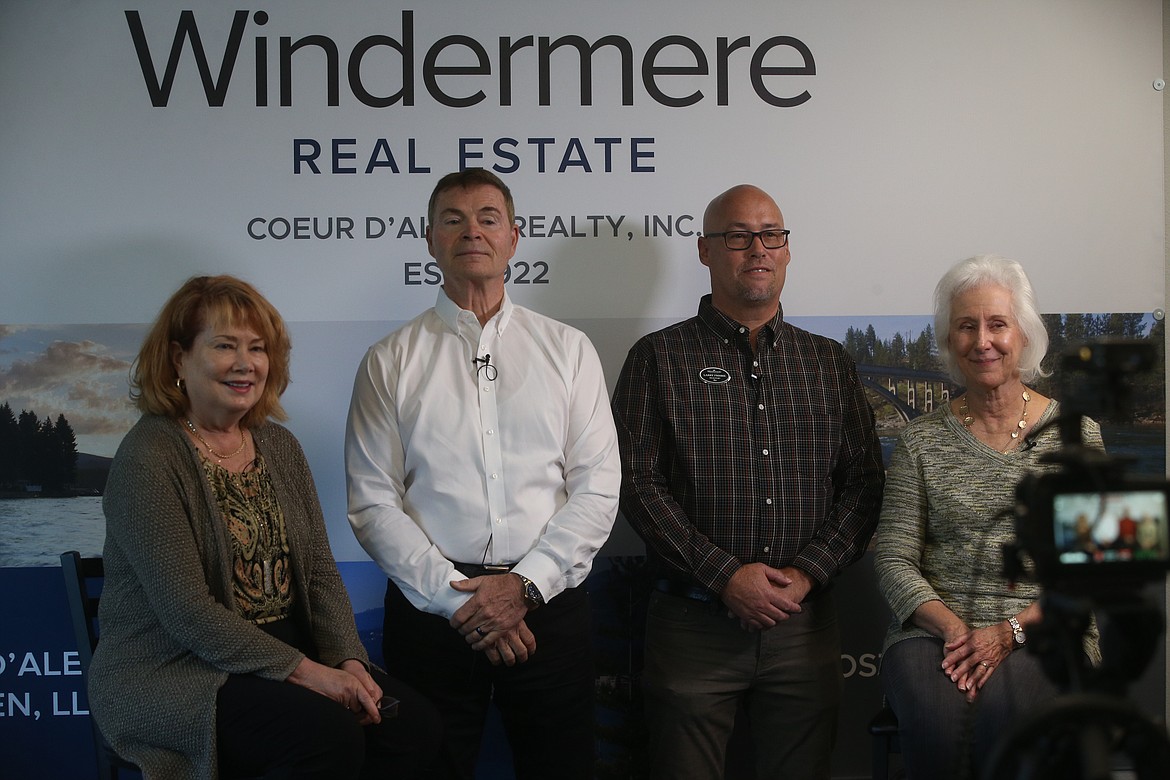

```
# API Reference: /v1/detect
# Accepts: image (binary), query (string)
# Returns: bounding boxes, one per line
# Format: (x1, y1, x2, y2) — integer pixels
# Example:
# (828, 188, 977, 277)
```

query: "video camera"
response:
(1009, 340, 1170, 595)
(987, 339, 1170, 780)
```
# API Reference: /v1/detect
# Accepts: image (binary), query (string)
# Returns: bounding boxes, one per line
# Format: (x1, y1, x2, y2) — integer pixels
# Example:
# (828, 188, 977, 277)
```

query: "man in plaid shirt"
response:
(612, 184, 885, 779)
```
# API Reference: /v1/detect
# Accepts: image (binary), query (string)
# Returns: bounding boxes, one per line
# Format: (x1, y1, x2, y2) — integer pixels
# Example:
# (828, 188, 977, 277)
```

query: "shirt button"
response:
(758, 404, 764, 411)
(753, 360, 759, 367)
(495, 517, 503, 524)
(483, 386, 491, 392)
(763, 546, 771, 553)
(487, 429, 495, 436)
(765, 498, 773, 505)
(762, 449, 769, 456)
(491, 473, 499, 479)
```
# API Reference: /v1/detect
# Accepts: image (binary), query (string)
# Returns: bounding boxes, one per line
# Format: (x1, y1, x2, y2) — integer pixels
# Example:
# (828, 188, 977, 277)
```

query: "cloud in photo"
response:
(0, 324, 143, 457)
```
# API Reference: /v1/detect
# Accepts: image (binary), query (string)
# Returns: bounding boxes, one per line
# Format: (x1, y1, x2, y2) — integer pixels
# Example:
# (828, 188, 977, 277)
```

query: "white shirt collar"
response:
(434, 287, 514, 338)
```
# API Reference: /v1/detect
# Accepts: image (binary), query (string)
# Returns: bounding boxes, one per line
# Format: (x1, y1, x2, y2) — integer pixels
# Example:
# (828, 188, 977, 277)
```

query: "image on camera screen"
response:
(1053, 489, 1169, 565)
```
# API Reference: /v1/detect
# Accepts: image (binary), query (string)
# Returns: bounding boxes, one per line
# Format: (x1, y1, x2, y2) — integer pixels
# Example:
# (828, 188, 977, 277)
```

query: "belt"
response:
(654, 577, 718, 604)
(451, 561, 515, 578)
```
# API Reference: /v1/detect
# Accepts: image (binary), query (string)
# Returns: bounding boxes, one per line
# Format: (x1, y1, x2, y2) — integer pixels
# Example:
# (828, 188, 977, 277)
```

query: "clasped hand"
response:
(941, 623, 1011, 702)
(721, 563, 811, 631)
(449, 574, 537, 666)
(287, 657, 384, 725)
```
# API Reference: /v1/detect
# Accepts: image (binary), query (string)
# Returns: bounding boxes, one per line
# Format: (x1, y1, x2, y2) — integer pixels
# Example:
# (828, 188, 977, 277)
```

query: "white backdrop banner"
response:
(0, 0, 1164, 560)
(0, 5, 1165, 776)
(2, 0, 1164, 326)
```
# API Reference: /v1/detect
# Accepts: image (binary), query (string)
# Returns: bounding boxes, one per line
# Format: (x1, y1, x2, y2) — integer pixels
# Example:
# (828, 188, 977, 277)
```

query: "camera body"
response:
(1011, 339, 1169, 594)
(1014, 465, 1170, 595)
(991, 338, 1170, 779)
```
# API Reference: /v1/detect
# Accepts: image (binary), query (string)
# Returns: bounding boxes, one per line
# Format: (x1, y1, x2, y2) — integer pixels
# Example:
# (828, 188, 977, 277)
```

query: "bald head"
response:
(702, 184, 782, 233)
(697, 183, 789, 332)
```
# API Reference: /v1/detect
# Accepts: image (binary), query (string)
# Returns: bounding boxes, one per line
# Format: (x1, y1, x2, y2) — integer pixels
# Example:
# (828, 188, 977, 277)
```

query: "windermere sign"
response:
(125, 9, 817, 109)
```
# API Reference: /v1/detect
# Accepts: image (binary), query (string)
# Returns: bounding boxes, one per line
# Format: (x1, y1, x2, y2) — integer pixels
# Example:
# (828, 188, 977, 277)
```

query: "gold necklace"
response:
(184, 418, 247, 462)
(959, 391, 1031, 441)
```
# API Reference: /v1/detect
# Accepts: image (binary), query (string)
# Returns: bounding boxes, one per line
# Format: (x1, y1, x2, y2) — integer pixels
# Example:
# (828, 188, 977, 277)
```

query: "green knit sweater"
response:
(89, 414, 368, 779)
(874, 400, 1103, 663)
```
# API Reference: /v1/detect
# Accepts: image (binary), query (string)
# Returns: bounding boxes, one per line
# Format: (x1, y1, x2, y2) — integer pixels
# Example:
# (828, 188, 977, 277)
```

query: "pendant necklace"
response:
(959, 391, 1031, 446)
(184, 418, 247, 463)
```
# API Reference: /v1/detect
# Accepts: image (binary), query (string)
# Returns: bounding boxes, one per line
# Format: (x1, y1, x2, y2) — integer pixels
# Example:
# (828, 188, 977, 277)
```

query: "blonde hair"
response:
(131, 275, 290, 425)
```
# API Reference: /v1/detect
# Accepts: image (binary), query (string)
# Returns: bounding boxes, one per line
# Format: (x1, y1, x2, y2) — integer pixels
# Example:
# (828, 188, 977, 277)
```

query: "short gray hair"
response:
(933, 254, 1050, 384)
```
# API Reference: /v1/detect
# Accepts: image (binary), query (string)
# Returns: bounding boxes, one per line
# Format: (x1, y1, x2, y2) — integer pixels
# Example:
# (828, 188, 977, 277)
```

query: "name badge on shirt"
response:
(699, 367, 731, 384)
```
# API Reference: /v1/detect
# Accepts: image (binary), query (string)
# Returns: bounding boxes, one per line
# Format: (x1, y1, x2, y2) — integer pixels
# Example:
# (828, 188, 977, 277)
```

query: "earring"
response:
(176, 377, 186, 393)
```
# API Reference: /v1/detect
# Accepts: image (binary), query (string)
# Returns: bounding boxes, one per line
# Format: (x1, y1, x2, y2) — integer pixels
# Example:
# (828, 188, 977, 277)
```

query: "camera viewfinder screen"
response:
(1053, 490, 1169, 565)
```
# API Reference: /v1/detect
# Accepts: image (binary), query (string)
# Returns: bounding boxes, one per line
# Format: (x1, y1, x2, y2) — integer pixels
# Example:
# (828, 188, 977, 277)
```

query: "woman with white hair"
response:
(874, 254, 1102, 779)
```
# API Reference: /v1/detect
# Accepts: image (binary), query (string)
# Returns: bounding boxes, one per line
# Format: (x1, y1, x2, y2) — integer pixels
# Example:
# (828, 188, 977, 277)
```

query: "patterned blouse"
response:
(200, 453, 294, 624)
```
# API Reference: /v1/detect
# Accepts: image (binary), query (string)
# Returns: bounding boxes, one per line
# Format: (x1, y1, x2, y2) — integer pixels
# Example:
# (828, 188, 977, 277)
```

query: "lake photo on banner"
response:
(0, 496, 106, 567)
(1, 429, 1164, 569)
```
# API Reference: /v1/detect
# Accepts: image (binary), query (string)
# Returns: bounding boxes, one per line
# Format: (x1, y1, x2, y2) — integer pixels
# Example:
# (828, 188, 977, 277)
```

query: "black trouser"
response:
(382, 578, 596, 780)
(216, 619, 441, 779)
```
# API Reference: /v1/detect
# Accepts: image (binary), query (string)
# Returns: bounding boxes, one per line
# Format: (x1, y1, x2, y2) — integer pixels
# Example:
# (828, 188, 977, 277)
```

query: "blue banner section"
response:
(0, 555, 898, 779)
(3, 554, 1163, 778)
(0, 566, 98, 779)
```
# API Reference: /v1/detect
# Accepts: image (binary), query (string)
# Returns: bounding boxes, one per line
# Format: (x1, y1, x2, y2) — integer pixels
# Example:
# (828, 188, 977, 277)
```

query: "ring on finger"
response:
(475, 626, 487, 637)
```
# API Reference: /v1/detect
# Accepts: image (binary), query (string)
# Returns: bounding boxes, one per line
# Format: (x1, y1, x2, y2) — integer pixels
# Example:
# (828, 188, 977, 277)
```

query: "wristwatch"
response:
(1008, 616, 1026, 646)
(516, 574, 544, 609)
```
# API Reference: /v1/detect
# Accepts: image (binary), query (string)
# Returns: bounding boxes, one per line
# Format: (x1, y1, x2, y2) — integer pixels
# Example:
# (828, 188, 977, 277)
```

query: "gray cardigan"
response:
(89, 414, 369, 779)
(874, 400, 1103, 662)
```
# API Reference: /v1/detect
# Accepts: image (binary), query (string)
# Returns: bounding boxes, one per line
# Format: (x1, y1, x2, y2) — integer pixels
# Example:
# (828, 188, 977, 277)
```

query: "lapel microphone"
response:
(472, 353, 497, 381)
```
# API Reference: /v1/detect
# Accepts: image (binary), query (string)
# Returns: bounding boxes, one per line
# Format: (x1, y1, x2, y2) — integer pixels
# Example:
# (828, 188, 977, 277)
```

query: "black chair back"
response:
(60, 551, 140, 779)
(869, 695, 902, 780)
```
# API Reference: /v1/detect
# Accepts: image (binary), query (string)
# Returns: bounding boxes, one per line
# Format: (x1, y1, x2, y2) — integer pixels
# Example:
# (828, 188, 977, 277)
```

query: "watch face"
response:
(1009, 617, 1025, 644)
(519, 576, 543, 605)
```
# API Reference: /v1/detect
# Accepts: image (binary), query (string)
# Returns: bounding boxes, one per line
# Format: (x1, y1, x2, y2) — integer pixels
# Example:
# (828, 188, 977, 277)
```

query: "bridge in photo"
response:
(855, 364, 959, 423)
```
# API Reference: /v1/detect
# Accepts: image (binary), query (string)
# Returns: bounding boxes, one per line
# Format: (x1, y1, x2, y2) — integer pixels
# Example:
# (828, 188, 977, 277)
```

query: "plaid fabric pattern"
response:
(612, 295, 885, 595)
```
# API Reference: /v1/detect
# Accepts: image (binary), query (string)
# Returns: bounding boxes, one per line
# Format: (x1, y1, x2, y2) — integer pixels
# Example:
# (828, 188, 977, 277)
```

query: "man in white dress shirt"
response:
(345, 168, 621, 780)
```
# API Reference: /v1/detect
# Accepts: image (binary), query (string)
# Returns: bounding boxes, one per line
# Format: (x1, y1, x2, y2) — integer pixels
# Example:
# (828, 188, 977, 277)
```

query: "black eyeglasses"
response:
(704, 229, 790, 250)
